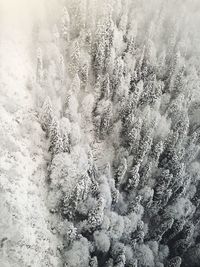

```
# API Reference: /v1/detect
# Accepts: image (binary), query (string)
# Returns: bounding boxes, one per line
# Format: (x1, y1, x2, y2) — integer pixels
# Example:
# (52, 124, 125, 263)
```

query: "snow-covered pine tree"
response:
(40, 96, 53, 136)
(49, 116, 64, 155)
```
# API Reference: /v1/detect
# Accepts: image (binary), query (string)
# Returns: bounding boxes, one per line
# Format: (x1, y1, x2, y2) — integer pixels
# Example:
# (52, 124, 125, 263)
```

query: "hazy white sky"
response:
(0, 0, 46, 28)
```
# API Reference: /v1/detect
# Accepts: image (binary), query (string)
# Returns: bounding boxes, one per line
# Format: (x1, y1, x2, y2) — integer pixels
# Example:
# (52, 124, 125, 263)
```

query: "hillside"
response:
(1, 1, 200, 267)
(0, 2, 62, 266)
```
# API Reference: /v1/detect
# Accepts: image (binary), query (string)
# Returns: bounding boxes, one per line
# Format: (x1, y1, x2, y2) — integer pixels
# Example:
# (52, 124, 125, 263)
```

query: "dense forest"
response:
(37, 0, 200, 266)
(3, 0, 200, 266)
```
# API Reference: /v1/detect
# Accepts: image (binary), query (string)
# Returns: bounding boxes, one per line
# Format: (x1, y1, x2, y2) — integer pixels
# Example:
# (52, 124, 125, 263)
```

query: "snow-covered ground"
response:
(1, 1, 200, 266)
(0, 1, 62, 266)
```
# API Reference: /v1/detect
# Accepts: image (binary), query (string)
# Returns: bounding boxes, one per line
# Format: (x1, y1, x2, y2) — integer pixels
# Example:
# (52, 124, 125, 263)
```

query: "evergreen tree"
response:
(36, 47, 44, 84)
(49, 116, 64, 155)
(40, 96, 53, 136)
(69, 40, 80, 76)
(88, 197, 105, 230)
(61, 6, 70, 42)
(125, 164, 140, 192)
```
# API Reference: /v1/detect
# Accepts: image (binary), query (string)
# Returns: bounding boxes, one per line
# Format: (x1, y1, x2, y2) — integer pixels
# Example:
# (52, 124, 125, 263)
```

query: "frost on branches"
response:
(37, 1, 200, 266)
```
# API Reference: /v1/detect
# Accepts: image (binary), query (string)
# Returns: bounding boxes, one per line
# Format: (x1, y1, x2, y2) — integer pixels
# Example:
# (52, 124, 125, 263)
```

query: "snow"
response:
(1, 0, 200, 266)
(0, 1, 62, 266)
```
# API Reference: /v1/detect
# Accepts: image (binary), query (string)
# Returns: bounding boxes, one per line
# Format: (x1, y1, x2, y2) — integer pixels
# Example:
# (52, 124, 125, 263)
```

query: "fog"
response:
(1, 0, 199, 46)
(1, 1, 200, 267)
(0, 0, 61, 35)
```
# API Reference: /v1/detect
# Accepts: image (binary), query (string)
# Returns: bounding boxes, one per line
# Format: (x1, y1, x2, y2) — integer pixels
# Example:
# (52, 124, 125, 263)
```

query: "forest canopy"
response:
(36, 0, 200, 266)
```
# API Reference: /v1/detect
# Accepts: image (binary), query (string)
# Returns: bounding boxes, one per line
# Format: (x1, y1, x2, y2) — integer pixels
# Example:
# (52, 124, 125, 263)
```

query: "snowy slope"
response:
(0, 2, 62, 266)
(1, 1, 200, 267)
